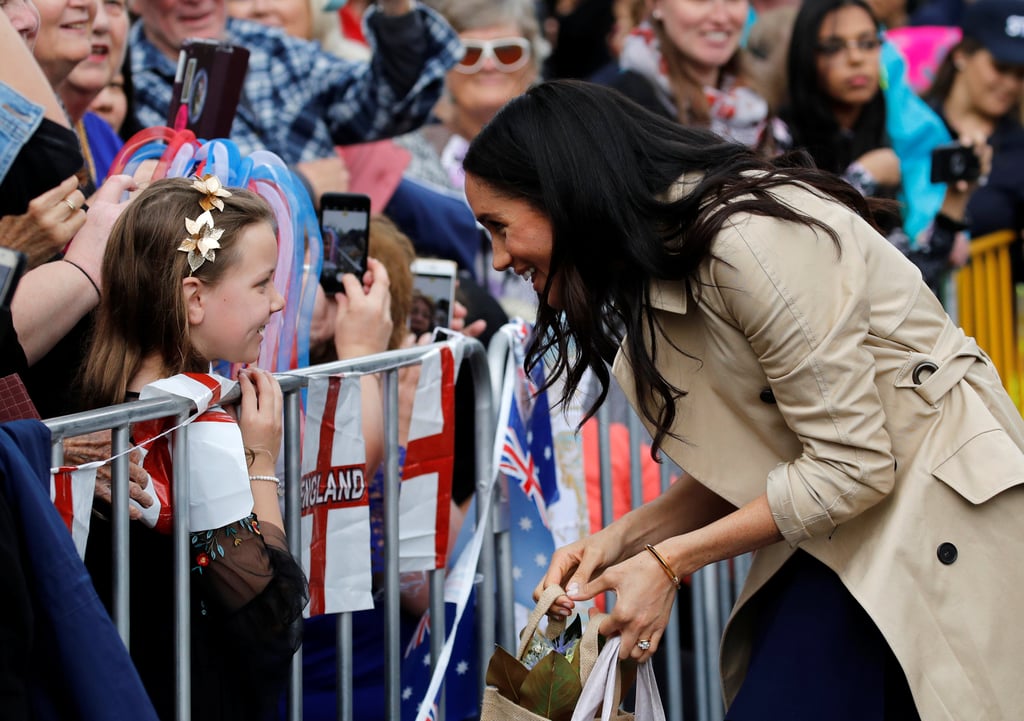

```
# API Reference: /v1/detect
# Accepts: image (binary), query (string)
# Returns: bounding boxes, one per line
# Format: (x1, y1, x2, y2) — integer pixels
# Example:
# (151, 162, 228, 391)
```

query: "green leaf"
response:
(485, 645, 529, 703)
(518, 651, 583, 721)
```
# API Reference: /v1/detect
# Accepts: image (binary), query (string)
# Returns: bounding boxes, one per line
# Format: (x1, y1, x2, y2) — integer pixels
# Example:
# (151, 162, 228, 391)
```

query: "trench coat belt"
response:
(912, 336, 984, 405)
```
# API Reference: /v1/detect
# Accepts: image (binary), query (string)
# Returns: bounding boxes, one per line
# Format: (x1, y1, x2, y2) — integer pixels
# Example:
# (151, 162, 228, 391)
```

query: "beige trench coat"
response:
(612, 182, 1024, 721)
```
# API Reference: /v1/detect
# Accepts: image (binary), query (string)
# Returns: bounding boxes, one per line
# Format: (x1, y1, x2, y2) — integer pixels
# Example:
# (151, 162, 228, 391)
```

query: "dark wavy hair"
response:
(463, 79, 878, 456)
(781, 0, 887, 175)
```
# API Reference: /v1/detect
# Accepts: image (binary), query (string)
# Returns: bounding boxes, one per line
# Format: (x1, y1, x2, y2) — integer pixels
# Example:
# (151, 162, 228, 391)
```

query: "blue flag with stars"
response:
(500, 322, 560, 608)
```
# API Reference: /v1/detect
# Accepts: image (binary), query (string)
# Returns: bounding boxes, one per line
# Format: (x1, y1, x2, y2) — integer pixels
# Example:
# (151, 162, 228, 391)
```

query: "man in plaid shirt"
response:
(128, 0, 461, 164)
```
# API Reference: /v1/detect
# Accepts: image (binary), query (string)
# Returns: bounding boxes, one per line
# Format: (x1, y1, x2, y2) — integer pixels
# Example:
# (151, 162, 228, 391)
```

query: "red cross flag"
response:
(300, 374, 373, 617)
(135, 373, 253, 533)
(399, 345, 457, 572)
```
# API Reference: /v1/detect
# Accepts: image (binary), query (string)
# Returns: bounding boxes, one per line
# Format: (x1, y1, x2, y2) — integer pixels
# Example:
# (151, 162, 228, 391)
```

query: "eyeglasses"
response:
(815, 36, 883, 57)
(455, 37, 532, 74)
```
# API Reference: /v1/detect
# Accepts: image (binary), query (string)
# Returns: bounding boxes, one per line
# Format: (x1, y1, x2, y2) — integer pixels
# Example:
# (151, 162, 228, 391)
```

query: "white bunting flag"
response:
(399, 346, 457, 572)
(300, 374, 373, 616)
(135, 373, 254, 533)
(50, 465, 99, 559)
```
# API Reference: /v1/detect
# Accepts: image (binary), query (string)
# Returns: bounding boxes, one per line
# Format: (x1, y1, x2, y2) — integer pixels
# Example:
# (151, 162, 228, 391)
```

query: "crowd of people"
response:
(2, 0, 1024, 718)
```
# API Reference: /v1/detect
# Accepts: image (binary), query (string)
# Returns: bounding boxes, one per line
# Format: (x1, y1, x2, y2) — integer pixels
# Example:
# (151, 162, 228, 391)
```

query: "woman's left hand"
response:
(579, 549, 682, 662)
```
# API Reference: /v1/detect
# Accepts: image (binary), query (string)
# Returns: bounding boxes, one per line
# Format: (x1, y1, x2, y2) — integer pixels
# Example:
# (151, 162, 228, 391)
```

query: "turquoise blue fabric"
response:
(882, 40, 951, 241)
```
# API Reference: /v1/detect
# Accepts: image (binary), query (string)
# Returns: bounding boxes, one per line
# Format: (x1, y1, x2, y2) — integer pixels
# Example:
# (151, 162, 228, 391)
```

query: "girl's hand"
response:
(237, 367, 282, 468)
(334, 256, 393, 359)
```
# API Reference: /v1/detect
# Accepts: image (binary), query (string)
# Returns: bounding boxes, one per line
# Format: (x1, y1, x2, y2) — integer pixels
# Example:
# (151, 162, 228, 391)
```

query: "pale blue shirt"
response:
(0, 82, 45, 183)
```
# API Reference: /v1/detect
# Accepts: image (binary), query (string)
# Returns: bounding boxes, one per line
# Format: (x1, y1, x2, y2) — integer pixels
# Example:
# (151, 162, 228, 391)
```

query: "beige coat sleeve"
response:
(702, 210, 897, 545)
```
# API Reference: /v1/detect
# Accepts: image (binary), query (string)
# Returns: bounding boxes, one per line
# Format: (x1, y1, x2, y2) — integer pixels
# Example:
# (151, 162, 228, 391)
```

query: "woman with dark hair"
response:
(781, 0, 986, 297)
(463, 79, 1024, 720)
(922, 0, 1024, 278)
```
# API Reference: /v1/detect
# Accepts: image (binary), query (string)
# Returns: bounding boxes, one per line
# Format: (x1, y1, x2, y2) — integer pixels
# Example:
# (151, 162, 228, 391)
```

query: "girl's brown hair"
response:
(81, 177, 275, 407)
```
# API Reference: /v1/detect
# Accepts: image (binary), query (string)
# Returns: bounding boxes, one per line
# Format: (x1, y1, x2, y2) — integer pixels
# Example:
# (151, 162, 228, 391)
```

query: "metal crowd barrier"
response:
(45, 328, 750, 721)
(955, 229, 1022, 410)
(45, 336, 499, 721)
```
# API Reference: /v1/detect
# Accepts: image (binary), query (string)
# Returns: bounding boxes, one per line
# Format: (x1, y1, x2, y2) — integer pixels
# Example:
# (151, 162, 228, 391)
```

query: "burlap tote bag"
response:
(480, 585, 636, 721)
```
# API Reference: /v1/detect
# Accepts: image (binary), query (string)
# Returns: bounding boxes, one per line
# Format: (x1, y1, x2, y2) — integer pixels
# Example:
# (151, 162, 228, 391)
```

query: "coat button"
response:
(937, 542, 958, 565)
(759, 388, 776, 404)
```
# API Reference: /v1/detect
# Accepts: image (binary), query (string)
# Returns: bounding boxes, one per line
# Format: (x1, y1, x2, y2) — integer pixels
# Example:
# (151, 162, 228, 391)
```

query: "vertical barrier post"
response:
(172, 418, 191, 721)
(659, 460, 684, 721)
(596, 402, 614, 612)
(336, 612, 352, 721)
(382, 369, 402, 721)
(112, 424, 132, 645)
(429, 568, 446, 720)
(283, 388, 304, 721)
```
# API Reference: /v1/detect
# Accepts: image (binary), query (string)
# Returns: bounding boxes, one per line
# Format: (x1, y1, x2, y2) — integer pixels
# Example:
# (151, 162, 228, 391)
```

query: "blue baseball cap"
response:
(962, 0, 1024, 66)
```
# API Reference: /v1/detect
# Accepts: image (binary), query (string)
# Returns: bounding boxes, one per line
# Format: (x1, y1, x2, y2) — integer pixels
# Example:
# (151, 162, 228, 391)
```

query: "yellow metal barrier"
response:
(956, 229, 1022, 409)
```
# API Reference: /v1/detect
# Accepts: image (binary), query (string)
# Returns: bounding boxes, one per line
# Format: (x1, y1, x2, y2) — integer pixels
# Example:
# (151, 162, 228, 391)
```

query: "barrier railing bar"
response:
(597, 401, 614, 612)
(659, 458, 684, 721)
(172, 418, 191, 721)
(702, 564, 724, 721)
(485, 328, 516, 655)
(112, 425, 132, 644)
(336, 612, 352, 721)
(691, 570, 709, 721)
(470, 335, 499, 691)
(283, 388, 304, 721)
(430, 568, 446, 721)
(382, 368, 402, 721)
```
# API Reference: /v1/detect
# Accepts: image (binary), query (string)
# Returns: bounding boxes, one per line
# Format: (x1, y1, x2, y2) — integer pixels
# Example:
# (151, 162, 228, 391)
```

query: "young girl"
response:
(81, 176, 308, 721)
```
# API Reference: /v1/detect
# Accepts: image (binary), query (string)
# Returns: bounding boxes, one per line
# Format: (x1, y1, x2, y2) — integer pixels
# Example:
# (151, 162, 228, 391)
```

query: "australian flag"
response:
(499, 325, 560, 608)
(399, 589, 479, 721)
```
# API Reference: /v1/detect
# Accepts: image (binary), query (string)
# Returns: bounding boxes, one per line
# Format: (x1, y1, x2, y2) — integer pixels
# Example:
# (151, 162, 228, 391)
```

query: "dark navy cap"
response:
(962, 0, 1024, 65)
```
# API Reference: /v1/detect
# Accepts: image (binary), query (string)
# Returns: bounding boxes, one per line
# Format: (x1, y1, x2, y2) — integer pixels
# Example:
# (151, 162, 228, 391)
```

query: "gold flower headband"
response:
(178, 174, 232, 273)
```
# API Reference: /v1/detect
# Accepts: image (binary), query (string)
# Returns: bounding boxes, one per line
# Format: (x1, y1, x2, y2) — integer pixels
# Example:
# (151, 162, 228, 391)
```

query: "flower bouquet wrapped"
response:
(481, 585, 637, 721)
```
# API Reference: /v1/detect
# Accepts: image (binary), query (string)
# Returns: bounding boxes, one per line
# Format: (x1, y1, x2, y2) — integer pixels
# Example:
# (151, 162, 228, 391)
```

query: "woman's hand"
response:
(237, 367, 283, 469)
(64, 430, 152, 521)
(588, 550, 681, 662)
(63, 174, 137, 291)
(0, 175, 87, 268)
(334, 256, 393, 359)
(855, 148, 901, 188)
(533, 525, 628, 617)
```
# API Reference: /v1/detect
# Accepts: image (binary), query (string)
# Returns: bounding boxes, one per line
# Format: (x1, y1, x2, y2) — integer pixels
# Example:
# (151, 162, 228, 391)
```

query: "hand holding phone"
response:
(410, 258, 457, 337)
(930, 142, 982, 184)
(319, 192, 371, 294)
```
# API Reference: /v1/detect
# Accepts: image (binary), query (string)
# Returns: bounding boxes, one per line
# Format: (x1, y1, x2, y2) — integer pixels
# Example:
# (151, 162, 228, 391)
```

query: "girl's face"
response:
(225, 0, 312, 40)
(408, 296, 433, 335)
(2, 0, 41, 47)
(814, 5, 882, 111)
(188, 221, 285, 364)
(32, 0, 96, 85)
(446, 22, 537, 131)
(88, 72, 128, 131)
(464, 173, 561, 309)
(65, 0, 129, 96)
(955, 47, 1024, 122)
(652, 0, 748, 84)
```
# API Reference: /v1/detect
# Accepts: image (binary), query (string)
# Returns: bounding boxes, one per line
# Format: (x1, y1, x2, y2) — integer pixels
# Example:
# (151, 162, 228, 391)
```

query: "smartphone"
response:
(930, 142, 981, 184)
(319, 192, 371, 294)
(410, 258, 457, 336)
(0, 248, 26, 310)
(166, 39, 250, 139)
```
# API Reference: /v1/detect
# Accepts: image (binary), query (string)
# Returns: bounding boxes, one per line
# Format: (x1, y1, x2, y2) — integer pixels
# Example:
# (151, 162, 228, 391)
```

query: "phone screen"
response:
(320, 195, 370, 294)
(411, 261, 457, 336)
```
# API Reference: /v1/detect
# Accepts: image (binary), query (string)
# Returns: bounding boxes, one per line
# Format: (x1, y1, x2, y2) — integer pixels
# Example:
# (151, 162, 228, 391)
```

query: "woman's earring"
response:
(652, 8, 663, 20)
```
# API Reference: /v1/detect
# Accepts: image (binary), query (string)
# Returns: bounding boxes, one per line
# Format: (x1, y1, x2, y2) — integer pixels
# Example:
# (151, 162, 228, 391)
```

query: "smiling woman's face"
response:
(464, 172, 561, 308)
(32, 0, 96, 85)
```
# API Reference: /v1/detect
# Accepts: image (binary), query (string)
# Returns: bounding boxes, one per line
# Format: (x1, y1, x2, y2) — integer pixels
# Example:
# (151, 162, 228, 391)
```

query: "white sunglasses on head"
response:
(455, 37, 532, 74)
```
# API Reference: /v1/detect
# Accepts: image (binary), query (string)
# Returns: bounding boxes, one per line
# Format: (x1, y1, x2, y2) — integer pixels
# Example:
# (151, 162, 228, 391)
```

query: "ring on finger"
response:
(637, 639, 652, 651)
(63, 198, 77, 212)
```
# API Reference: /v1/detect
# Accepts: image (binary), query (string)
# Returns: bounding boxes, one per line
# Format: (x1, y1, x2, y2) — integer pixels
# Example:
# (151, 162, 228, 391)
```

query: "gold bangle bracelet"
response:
(645, 544, 681, 589)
